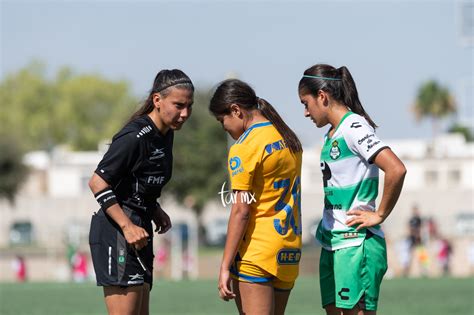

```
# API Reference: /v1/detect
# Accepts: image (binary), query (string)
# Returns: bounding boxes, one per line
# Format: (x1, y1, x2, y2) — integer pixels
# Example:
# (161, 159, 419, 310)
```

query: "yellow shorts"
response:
(230, 260, 294, 291)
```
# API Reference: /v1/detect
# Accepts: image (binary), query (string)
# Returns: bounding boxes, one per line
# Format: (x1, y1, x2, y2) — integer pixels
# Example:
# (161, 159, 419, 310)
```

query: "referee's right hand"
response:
(122, 223, 149, 250)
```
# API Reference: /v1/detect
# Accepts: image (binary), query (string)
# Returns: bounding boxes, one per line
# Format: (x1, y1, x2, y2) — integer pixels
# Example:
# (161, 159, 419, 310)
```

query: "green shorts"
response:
(319, 232, 387, 311)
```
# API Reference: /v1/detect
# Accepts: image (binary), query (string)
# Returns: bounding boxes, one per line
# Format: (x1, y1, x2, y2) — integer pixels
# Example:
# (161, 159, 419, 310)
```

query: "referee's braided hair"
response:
(128, 69, 194, 123)
(209, 79, 302, 154)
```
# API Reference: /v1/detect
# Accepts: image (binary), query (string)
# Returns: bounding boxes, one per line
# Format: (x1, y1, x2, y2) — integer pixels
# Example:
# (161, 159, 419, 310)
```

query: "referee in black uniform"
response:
(88, 69, 194, 315)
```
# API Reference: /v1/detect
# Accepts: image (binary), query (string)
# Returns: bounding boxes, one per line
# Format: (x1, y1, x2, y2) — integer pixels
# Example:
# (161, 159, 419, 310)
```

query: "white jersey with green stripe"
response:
(315, 112, 389, 251)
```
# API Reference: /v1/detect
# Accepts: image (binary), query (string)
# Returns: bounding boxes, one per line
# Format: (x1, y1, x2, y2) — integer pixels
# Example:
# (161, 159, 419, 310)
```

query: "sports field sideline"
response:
(0, 276, 472, 314)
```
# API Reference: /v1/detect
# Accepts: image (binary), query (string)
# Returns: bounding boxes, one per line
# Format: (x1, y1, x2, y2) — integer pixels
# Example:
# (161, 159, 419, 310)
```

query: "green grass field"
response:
(0, 277, 473, 315)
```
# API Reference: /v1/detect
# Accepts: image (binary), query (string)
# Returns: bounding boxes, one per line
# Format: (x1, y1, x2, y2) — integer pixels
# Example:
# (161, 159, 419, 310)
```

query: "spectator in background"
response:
(396, 237, 412, 277)
(436, 238, 453, 276)
(66, 243, 77, 281)
(416, 245, 431, 277)
(72, 251, 88, 282)
(408, 205, 423, 248)
(154, 239, 170, 278)
(12, 255, 27, 282)
(469, 240, 474, 276)
(426, 216, 439, 242)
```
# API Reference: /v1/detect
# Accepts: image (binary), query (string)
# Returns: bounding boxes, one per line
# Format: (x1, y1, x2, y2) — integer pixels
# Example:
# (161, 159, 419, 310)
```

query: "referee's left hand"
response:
(152, 207, 172, 234)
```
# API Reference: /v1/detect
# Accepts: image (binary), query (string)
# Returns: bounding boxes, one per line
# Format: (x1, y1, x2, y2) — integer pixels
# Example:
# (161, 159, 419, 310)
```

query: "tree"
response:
(53, 68, 136, 150)
(0, 61, 56, 151)
(412, 80, 457, 137)
(0, 61, 137, 151)
(0, 61, 229, 211)
(448, 123, 474, 142)
(0, 134, 28, 202)
(166, 90, 228, 215)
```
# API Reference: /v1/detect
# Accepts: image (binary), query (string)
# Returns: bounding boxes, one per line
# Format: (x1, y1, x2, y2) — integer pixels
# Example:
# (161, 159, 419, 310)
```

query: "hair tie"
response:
(256, 97, 262, 110)
(302, 74, 341, 81)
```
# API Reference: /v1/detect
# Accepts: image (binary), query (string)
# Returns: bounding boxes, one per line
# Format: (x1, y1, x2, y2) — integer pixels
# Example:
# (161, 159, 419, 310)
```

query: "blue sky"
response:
(1, 0, 472, 146)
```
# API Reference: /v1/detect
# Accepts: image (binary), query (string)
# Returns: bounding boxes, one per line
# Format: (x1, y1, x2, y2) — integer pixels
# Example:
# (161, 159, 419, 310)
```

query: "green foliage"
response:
(0, 62, 55, 150)
(0, 61, 229, 209)
(412, 80, 456, 121)
(448, 123, 474, 142)
(166, 90, 228, 213)
(0, 61, 137, 151)
(0, 135, 28, 202)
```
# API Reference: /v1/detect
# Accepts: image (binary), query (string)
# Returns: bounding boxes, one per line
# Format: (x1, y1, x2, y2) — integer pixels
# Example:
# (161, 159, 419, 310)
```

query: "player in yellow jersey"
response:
(209, 79, 303, 315)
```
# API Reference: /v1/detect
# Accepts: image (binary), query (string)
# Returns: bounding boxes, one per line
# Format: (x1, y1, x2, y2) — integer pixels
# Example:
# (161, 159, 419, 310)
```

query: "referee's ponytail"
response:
(209, 79, 302, 154)
(128, 69, 194, 124)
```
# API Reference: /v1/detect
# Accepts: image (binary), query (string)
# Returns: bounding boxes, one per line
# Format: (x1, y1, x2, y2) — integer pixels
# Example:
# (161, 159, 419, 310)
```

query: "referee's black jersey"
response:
(95, 115, 173, 212)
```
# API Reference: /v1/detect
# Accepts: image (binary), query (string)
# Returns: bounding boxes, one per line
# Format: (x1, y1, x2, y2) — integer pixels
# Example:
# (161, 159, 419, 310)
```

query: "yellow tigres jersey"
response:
(228, 121, 303, 282)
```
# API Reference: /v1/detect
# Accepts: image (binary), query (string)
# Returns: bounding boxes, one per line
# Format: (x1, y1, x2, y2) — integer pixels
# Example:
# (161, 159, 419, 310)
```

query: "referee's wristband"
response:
(94, 187, 118, 210)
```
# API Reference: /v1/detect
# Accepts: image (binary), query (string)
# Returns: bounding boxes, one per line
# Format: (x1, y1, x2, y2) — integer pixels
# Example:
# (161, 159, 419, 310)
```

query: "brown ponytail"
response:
(298, 64, 377, 129)
(210, 79, 302, 153)
(258, 98, 302, 153)
(339, 66, 377, 128)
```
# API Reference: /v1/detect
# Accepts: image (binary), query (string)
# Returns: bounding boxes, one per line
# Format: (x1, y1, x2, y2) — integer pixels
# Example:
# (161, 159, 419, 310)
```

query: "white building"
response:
(0, 133, 473, 280)
(300, 133, 474, 241)
(0, 146, 199, 281)
(1, 133, 473, 249)
(0, 146, 197, 249)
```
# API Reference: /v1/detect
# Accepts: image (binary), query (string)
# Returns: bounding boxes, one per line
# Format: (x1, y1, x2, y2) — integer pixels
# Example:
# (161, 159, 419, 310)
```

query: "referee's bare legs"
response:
(103, 283, 150, 315)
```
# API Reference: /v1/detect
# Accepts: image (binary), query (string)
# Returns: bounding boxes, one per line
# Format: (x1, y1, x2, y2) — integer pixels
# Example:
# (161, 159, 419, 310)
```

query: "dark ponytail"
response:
(258, 98, 302, 153)
(210, 79, 302, 153)
(128, 69, 194, 124)
(298, 64, 377, 129)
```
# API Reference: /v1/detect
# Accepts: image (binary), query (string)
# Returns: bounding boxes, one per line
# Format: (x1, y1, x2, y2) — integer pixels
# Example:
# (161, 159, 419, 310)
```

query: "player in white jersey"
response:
(298, 64, 407, 315)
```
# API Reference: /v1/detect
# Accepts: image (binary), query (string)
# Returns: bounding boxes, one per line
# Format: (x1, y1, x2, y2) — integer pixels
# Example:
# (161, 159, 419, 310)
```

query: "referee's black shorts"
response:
(89, 206, 154, 289)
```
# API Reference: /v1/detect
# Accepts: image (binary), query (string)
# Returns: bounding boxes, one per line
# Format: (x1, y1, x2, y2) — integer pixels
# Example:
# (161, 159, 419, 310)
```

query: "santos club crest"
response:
(330, 140, 341, 160)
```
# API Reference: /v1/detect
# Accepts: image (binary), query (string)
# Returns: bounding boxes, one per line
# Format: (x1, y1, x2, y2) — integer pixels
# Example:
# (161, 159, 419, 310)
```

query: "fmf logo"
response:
(147, 176, 165, 185)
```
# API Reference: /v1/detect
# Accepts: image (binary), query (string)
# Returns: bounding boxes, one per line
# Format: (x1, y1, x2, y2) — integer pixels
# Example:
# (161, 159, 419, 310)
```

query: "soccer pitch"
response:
(0, 277, 472, 315)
